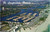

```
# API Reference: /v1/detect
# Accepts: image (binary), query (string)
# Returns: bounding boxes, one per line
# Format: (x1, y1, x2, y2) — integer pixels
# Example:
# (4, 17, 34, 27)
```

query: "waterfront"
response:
(20, 6, 50, 32)
(0, 0, 50, 32)
(1, 5, 45, 23)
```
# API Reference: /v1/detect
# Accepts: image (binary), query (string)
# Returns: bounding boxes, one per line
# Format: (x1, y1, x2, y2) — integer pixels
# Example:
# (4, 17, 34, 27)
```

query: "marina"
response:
(0, 0, 50, 32)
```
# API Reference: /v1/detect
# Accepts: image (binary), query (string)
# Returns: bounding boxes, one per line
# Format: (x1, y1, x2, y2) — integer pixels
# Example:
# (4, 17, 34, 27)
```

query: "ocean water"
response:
(43, 24, 50, 32)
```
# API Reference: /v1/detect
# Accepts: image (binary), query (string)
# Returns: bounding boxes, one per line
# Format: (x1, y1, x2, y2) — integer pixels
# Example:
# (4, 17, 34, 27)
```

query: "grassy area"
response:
(39, 15, 48, 21)
(45, 11, 48, 13)
(39, 17, 45, 21)
(2, 22, 9, 24)
(0, 22, 10, 31)
(2, 25, 10, 30)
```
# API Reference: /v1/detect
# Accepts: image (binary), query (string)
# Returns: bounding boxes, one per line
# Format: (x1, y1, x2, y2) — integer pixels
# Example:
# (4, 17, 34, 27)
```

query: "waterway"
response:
(0, 5, 45, 23)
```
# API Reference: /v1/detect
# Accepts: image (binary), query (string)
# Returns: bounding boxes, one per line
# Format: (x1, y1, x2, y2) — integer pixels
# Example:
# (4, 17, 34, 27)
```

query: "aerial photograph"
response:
(0, 0, 50, 32)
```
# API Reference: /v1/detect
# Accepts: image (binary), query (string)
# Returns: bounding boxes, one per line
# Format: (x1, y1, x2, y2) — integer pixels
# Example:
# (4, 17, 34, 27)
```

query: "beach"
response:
(19, 7, 50, 32)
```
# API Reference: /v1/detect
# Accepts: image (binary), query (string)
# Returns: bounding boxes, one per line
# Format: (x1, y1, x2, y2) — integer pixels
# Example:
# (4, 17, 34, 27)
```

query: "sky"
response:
(1, 0, 49, 1)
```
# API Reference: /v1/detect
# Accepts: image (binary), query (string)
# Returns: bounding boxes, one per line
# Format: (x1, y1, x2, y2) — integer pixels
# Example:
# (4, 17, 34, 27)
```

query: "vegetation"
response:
(20, 23, 23, 25)
(1, 25, 10, 30)
(3, 5, 34, 8)
(39, 17, 45, 21)
(39, 15, 48, 21)
(45, 11, 48, 13)
(2, 21, 9, 24)
(1, 9, 21, 17)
